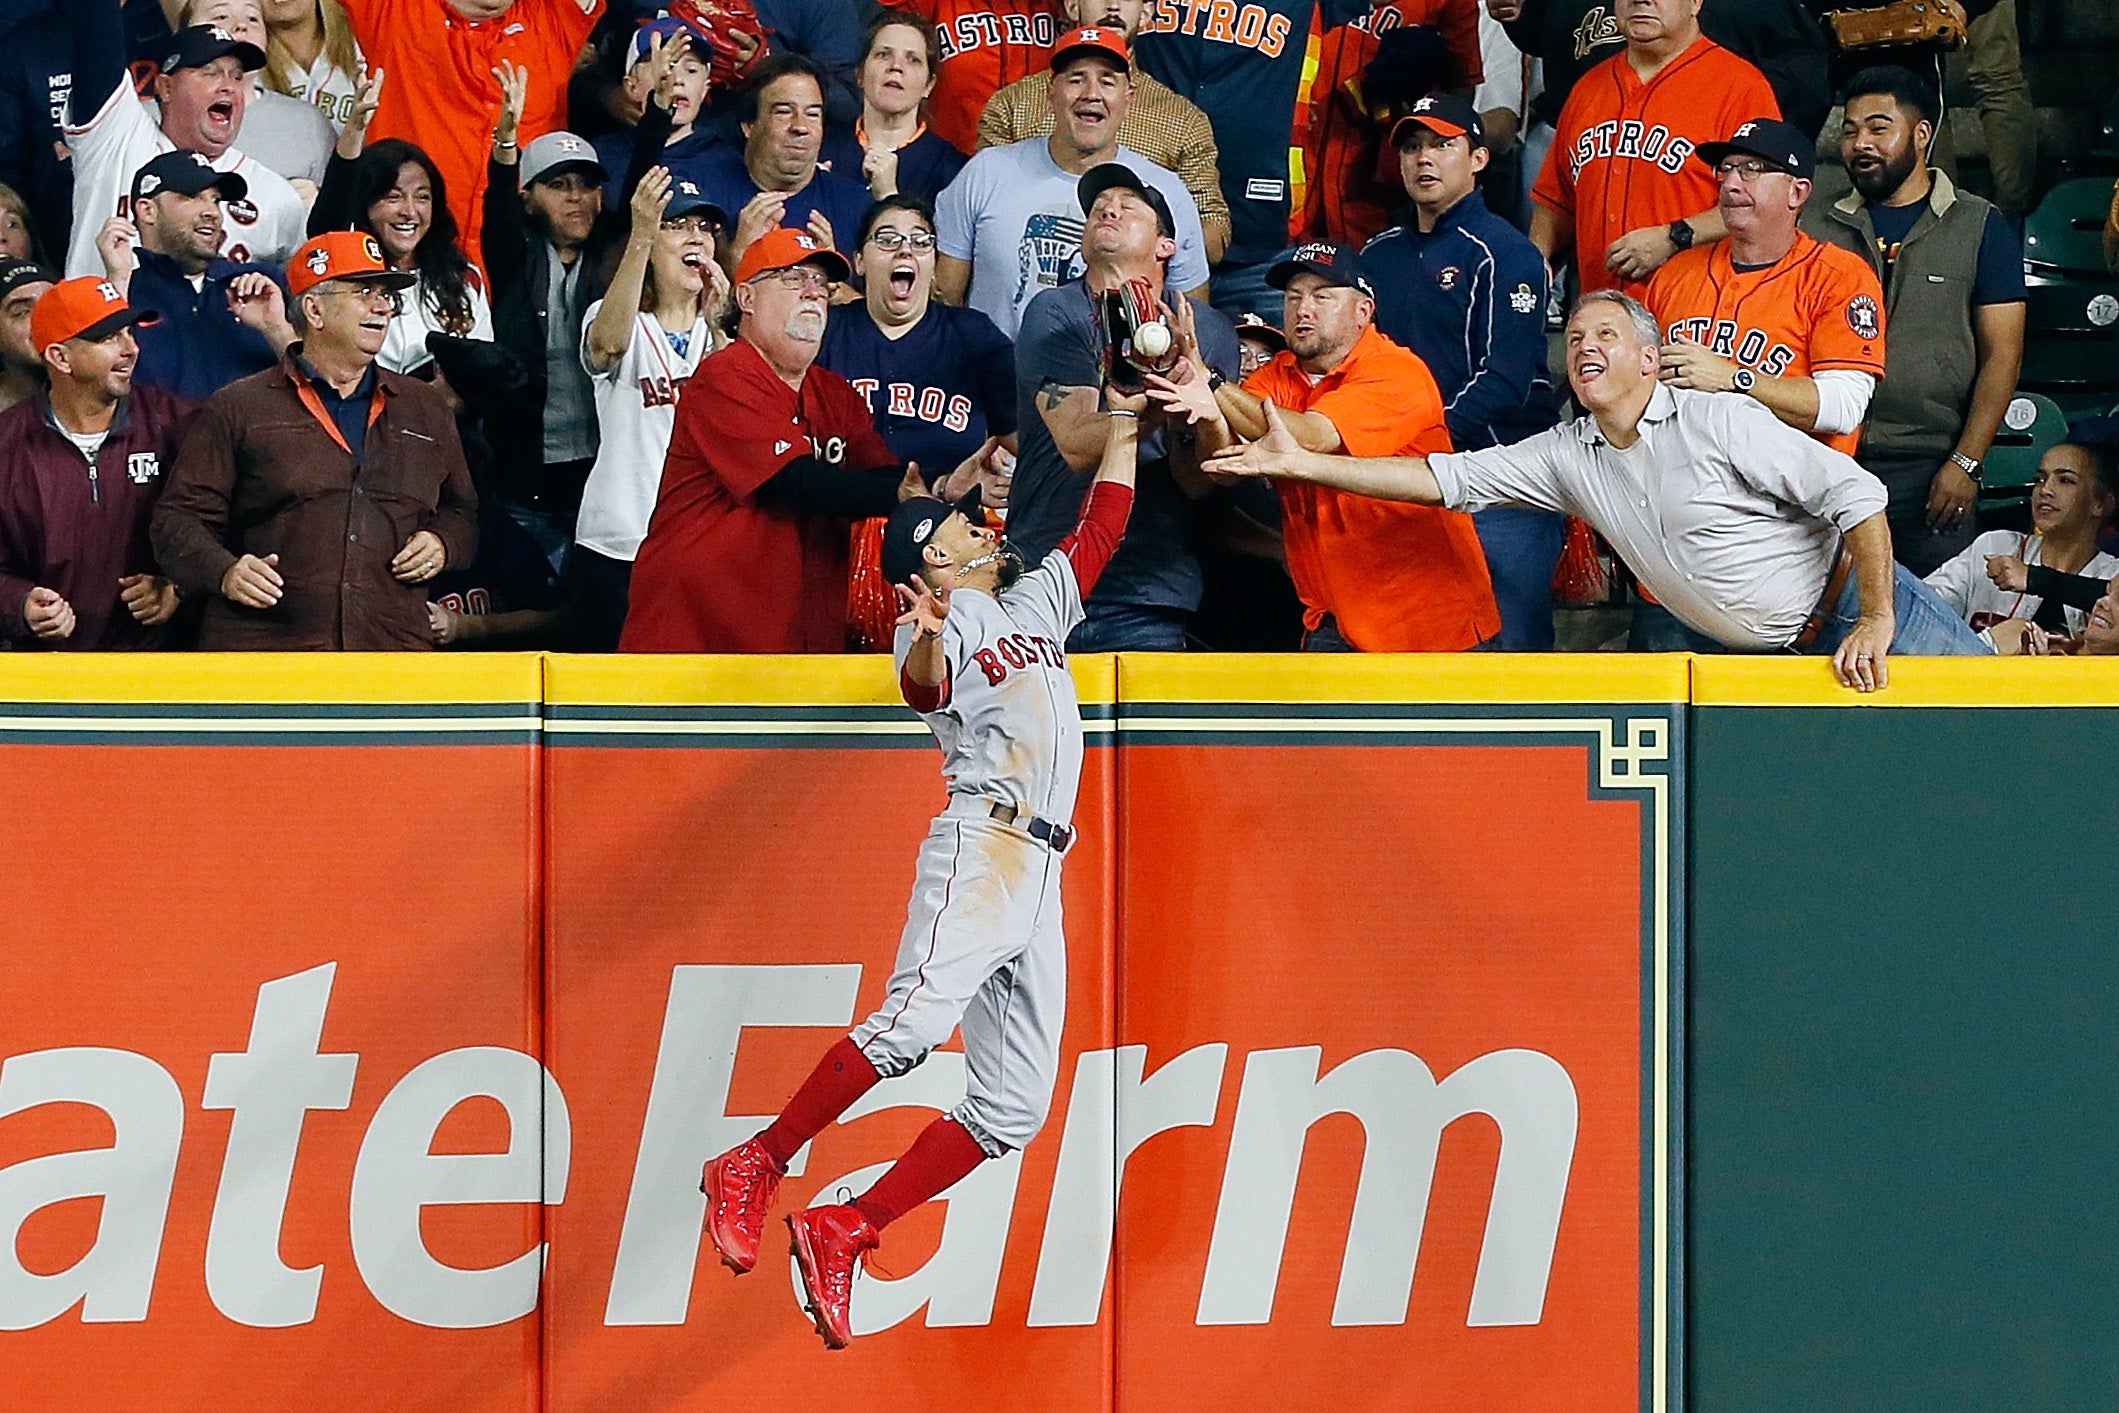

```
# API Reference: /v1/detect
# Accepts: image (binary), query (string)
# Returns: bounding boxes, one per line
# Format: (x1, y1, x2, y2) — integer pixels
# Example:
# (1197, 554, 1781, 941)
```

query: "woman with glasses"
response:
(819, 195, 1015, 647)
(819, 14, 967, 207)
(569, 168, 731, 649)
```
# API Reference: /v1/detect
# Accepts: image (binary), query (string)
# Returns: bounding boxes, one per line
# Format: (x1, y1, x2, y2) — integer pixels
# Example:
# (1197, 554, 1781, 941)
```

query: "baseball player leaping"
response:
(698, 382, 1145, 1350)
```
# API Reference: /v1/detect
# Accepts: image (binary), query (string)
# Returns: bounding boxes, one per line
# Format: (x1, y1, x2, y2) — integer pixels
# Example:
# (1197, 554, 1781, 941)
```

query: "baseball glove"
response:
(665, 0, 771, 91)
(1092, 278, 1180, 399)
(1826, 0, 1969, 51)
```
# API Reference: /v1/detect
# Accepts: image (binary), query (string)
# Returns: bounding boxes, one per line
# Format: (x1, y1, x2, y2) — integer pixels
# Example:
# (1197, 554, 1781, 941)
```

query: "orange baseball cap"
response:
(1050, 25, 1129, 72)
(733, 227, 853, 287)
(30, 276, 160, 352)
(286, 231, 418, 299)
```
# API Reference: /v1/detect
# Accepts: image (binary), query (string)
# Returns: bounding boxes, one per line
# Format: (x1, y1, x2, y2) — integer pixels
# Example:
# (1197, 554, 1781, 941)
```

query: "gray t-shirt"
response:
(1010, 278, 1238, 614)
(935, 139, 1210, 340)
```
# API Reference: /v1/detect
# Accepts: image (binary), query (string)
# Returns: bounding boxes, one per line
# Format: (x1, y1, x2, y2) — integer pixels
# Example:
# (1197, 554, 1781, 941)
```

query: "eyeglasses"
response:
(322, 283, 404, 312)
(661, 214, 716, 233)
(867, 229, 936, 252)
(762, 267, 835, 294)
(1714, 158, 1780, 182)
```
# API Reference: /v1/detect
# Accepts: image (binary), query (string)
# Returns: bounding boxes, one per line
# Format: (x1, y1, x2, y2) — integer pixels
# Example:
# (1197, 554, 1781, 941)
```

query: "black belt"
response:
(988, 800, 1074, 854)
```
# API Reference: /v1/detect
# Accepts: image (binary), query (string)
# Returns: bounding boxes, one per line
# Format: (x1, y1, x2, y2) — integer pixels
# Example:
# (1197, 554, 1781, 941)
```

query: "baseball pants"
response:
(851, 802, 1068, 1156)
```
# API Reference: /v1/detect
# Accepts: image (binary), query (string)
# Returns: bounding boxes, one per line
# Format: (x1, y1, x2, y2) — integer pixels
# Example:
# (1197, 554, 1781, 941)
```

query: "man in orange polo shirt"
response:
(1152, 240, 1498, 651)
(338, 0, 603, 260)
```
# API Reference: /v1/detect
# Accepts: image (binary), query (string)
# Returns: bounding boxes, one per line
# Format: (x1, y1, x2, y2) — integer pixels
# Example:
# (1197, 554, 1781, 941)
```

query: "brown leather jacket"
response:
(152, 351, 479, 650)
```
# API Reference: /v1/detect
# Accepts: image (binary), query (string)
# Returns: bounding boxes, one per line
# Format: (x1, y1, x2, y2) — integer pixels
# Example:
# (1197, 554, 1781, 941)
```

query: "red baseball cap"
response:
(733, 226, 853, 287)
(30, 276, 160, 352)
(1050, 25, 1129, 72)
(286, 231, 418, 299)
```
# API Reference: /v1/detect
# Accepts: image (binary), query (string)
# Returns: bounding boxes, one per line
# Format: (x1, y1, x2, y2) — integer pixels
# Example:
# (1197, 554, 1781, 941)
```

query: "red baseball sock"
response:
(756, 1038, 881, 1170)
(851, 1116, 989, 1231)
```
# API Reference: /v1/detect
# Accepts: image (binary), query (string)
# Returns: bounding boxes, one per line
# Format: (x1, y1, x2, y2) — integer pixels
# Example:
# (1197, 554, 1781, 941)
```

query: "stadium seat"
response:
(2018, 176, 2119, 397)
(1977, 389, 2067, 528)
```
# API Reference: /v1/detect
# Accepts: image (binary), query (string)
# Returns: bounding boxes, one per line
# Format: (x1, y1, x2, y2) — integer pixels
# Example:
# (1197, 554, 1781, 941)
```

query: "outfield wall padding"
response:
(0, 654, 2110, 1411)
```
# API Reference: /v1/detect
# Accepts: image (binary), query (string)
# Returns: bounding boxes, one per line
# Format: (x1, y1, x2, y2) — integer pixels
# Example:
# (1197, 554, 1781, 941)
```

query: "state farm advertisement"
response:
(0, 720, 1672, 1411)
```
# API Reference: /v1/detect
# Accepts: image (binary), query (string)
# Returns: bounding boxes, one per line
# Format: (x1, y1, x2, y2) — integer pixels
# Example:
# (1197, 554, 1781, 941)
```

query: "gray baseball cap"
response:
(519, 131, 608, 190)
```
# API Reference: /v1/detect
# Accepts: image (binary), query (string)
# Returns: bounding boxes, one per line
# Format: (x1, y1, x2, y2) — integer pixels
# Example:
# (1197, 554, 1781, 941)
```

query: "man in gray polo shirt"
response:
(1206, 289, 1991, 690)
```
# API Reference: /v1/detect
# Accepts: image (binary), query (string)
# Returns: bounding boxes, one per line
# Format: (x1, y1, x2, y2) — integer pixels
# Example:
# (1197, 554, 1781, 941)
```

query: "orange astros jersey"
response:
(888, 0, 1068, 153)
(1645, 231, 1887, 455)
(1532, 36, 1778, 300)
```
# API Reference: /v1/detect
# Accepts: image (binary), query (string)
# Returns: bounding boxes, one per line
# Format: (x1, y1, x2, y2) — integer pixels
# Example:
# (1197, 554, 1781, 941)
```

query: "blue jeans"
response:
(503, 497, 577, 577)
(1302, 614, 1354, 652)
(1629, 564, 1993, 656)
(1066, 602, 1188, 652)
(1474, 507, 1567, 650)
(1813, 562, 1995, 657)
(1628, 600, 1724, 653)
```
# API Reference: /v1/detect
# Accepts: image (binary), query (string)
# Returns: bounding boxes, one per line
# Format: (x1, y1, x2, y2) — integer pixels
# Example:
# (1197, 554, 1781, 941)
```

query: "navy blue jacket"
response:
(128, 249, 284, 403)
(1363, 189, 1557, 452)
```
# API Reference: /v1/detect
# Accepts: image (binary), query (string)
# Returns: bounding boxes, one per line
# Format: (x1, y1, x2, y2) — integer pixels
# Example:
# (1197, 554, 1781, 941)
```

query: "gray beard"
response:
(784, 308, 825, 343)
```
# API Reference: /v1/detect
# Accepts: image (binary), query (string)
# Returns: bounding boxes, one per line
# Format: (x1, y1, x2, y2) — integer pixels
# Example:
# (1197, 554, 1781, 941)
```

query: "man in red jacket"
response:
(622, 226, 989, 652)
(0, 277, 194, 649)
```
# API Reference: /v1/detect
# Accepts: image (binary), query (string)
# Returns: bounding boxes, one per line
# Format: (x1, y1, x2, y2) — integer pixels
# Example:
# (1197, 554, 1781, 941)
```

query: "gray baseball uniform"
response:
(851, 482, 1130, 1155)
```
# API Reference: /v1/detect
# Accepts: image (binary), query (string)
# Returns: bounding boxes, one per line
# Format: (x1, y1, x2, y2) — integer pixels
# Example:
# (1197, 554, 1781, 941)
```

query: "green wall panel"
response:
(1689, 706, 2119, 1410)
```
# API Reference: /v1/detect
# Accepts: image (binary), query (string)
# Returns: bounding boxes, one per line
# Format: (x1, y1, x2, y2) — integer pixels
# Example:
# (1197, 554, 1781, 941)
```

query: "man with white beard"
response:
(620, 226, 995, 651)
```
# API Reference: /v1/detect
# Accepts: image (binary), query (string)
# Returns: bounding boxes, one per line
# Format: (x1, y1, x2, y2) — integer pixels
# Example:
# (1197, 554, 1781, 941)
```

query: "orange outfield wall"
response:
(0, 654, 1684, 1412)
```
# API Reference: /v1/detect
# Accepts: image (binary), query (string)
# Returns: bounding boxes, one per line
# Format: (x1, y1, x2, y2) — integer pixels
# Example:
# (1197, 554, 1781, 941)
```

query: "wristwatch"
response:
(1948, 451, 1984, 485)
(1206, 368, 1226, 392)
(1667, 219, 1695, 252)
(1731, 367, 1756, 395)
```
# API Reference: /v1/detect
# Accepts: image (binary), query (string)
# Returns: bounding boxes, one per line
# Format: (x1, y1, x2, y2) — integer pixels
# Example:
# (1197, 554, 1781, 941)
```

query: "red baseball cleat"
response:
(786, 1204, 878, 1350)
(700, 1138, 782, 1274)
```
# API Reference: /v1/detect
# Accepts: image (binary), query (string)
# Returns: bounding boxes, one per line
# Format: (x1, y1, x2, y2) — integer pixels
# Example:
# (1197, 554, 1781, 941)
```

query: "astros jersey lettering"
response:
(817, 300, 1020, 474)
(886, 0, 1067, 153)
(1645, 231, 1886, 454)
(1531, 36, 1779, 298)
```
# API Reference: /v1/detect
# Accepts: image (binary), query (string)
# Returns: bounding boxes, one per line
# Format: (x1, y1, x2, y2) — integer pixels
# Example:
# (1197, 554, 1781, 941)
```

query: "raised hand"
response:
(631, 167, 675, 235)
(492, 61, 529, 150)
(894, 575, 951, 639)
(95, 217, 139, 284)
(338, 66, 385, 160)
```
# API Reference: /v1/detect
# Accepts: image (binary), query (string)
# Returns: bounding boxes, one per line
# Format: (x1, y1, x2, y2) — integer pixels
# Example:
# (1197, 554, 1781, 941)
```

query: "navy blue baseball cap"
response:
(163, 24, 267, 75)
(1390, 92, 1486, 149)
(663, 176, 729, 228)
(1698, 117, 1815, 180)
(1266, 241, 1376, 300)
(1078, 163, 1175, 238)
(882, 493, 982, 587)
(132, 149, 248, 203)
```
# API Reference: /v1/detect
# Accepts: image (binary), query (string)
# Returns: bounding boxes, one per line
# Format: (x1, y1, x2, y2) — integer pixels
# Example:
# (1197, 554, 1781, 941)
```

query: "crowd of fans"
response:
(1, 0, 2115, 661)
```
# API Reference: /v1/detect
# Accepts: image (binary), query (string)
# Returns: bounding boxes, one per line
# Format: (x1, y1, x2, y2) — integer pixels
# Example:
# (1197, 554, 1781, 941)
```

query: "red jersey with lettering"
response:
(1531, 36, 1778, 299)
(886, 0, 1068, 153)
(1645, 230, 1887, 454)
(620, 339, 896, 652)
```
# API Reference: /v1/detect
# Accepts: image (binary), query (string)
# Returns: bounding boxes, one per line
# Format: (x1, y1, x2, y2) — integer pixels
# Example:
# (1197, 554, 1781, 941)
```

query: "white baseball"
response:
(1133, 321, 1172, 359)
